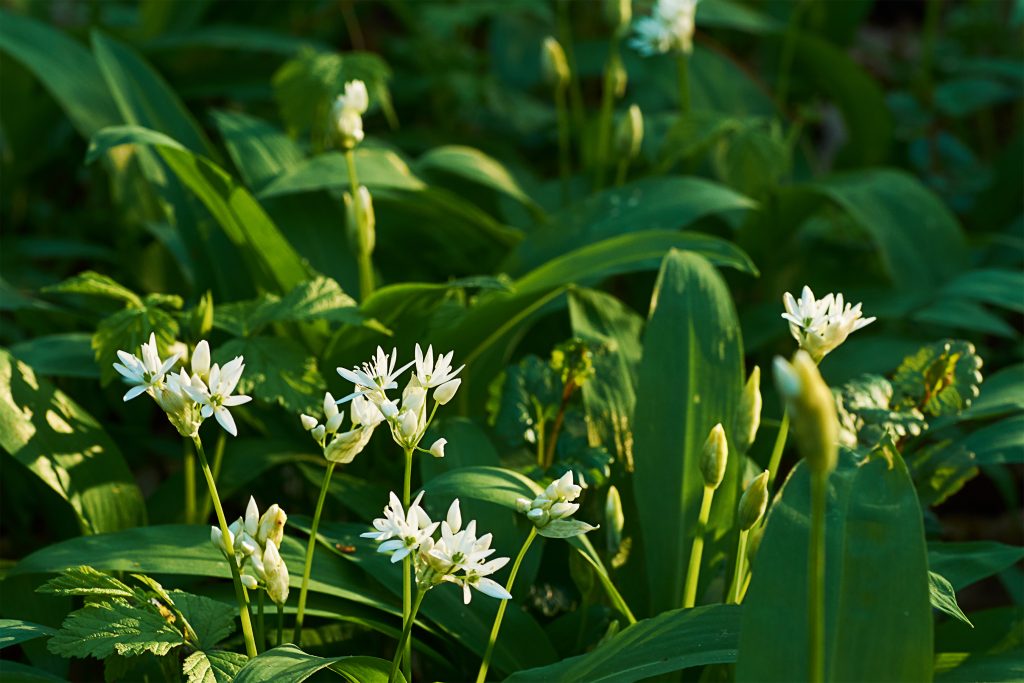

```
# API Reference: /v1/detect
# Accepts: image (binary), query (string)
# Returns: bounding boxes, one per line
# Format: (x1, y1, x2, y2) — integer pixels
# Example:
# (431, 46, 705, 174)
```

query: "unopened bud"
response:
(738, 470, 770, 530)
(244, 497, 259, 536)
(300, 414, 318, 431)
(550, 501, 578, 519)
(733, 366, 762, 454)
(344, 186, 376, 257)
(191, 291, 214, 339)
(700, 423, 729, 489)
(325, 411, 345, 434)
(605, 485, 624, 552)
(609, 53, 628, 98)
(398, 409, 418, 439)
(311, 424, 326, 443)
(433, 378, 461, 405)
(604, 0, 632, 32)
(526, 507, 549, 526)
(263, 540, 290, 606)
(773, 351, 839, 476)
(240, 574, 258, 590)
(429, 437, 447, 458)
(615, 104, 643, 160)
(515, 497, 532, 513)
(541, 37, 570, 89)
(257, 504, 287, 547)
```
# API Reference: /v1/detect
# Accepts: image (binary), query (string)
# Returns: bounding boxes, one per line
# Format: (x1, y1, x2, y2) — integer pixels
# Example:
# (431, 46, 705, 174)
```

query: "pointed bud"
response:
(324, 392, 339, 419)
(604, 0, 632, 32)
(191, 340, 211, 379)
(300, 414, 318, 431)
(738, 470, 770, 530)
(429, 437, 447, 458)
(240, 573, 259, 590)
(773, 351, 839, 476)
(605, 485, 624, 553)
(398, 409, 418, 439)
(263, 540, 290, 606)
(379, 400, 399, 419)
(700, 423, 729, 489)
(615, 104, 643, 161)
(609, 52, 628, 98)
(446, 499, 462, 533)
(733, 366, 762, 454)
(541, 36, 570, 89)
(311, 424, 326, 443)
(191, 291, 214, 339)
(550, 501, 579, 519)
(433, 378, 461, 405)
(325, 411, 345, 434)
(244, 497, 260, 536)
(257, 504, 287, 547)
(344, 186, 376, 257)
(515, 497, 532, 513)
(526, 507, 549, 526)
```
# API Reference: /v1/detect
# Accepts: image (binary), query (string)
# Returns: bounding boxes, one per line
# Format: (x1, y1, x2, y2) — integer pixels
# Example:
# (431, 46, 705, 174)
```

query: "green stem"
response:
(401, 447, 413, 682)
(554, 84, 571, 207)
(183, 439, 196, 524)
(775, 0, 804, 112)
(389, 588, 426, 683)
(766, 410, 791, 492)
(192, 435, 258, 658)
(344, 148, 375, 301)
(593, 37, 620, 190)
(726, 529, 749, 604)
(294, 461, 337, 646)
(198, 431, 226, 523)
(257, 590, 265, 654)
(682, 485, 714, 608)
(917, 0, 943, 100)
(476, 527, 537, 683)
(808, 471, 827, 683)
(277, 603, 284, 647)
(614, 159, 629, 187)
(677, 52, 691, 115)
(556, 0, 584, 132)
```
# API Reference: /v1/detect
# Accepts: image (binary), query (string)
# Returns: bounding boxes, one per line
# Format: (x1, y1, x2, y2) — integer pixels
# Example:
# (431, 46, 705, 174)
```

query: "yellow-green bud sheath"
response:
(541, 36, 571, 90)
(604, 0, 632, 33)
(615, 105, 644, 161)
(738, 469, 770, 531)
(605, 485, 625, 553)
(773, 351, 838, 476)
(699, 423, 729, 490)
(733, 366, 762, 454)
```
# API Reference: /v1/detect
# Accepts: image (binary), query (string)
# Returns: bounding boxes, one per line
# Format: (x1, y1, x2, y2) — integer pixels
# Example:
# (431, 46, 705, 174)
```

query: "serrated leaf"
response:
(39, 566, 137, 600)
(216, 336, 326, 414)
(170, 591, 235, 651)
(48, 597, 184, 660)
(834, 374, 927, 448)
(183, 649, 248, 683)
(537, 519, 599, 539)
(93, 303, 180, 385)
(41, 271, 142, 307)
(929, 571, 974, 627)
(892, 340, 984, 417)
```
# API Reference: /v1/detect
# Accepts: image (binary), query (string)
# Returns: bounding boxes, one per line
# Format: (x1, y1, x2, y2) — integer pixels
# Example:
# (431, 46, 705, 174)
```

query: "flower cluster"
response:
(782, 286, 875, 361)
(301, 391, 382, 464)
(630, 0, 700, 57)
(211, 496, 290, 605)
(114, 335, 251, 437)
(331, 79, 369, 149)
(363, 495, 511, 604)
(516, 471, 583, 528)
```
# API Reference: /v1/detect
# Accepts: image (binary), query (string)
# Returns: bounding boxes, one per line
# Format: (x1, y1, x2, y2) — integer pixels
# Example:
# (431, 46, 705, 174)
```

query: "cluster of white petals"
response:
(782, 286, 876, 361)
(630, 0, 699, 56)
(301, 391, 382, 465)
(114, 336, 251, 437)
(211, 496, 290, 605)
(516, 471, 583, 528)
(331, 79, 369, 147)
(363, 495, 511, 604)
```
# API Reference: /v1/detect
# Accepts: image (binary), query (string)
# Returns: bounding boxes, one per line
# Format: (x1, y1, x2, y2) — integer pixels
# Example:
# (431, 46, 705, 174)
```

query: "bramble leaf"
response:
(47, 597, 184, 659)
(892, 340, 983, 417)
(216, 336, 326, 414)
(170, 591, 235, 651)
(38, 566, 138, 601)
(183, 649, 248, 683)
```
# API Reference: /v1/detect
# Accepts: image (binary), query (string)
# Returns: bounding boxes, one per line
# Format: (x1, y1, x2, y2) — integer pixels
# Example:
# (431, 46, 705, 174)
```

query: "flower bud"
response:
(244, 497, 260, 537)
(773, 351, 839, 476)
(403, 382, 427, 414)
(615, 104, 643, 160)
(379, 400, 399, 419)
(609, 53, 628, 98)
(300, 414, 318, 431)
(398, 409, 419, 439)
(429, 437, 447, 458)
(311, 424, 326, 443)
(699, 423, 729, 489)
(263, 540, 290, 606)
(526, 507, 549, 526)
(605, 485, 624, 552)
(550, 501, 579, 520)
(433, 378, 461, 405)
(325, 411, 345, 434)
(323, 392, 338, 420)
(239, 573, 258, 590)
(738, 470, 770, 530)
(541, 36, 570, 89)
(211, 526, 233, 555)
(190, 291, 214, 339)
(334, 107, 364, 149)
(733, 366, 762, 454)
(604, 0, 632, 32)
(191, 340, 211, 379)
(344, 186, 376, 257)
(515, 497, 532, 513)
(257, 504, 287, 547)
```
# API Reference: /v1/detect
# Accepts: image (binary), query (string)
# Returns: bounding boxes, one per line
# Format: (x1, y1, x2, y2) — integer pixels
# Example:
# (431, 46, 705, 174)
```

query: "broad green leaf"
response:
(504, 177, 756, 275)
(569, 289, 643, 469)
(258, 150, 425, 197)
(38, 566, 136, 600)
(233, 644, 399, 683)
(183, 649, 248, 683)
(736, 452, 933, 682)
(216, 336, 326, 414)
(0, 350, 146, 534)
(940, 268, 1024, 314)
(0, 619, 57, 650)
(0, 9, 119, 136)
(810, 170, 968, 291)
(148, 25, 330, 55)
(0, 660, 67, 682)
(929, 571, 974, 627)
(957, 416, 1024, 465)
(10, 334, 99, 379)
(631, 250, 744, 615)
(420, 466, 543, 509)
(913, 299, 1018, 339)
(47, 597, 184, 659)
(416, 145, 543, 215)
(170, 591, 235, 651)
(697, 0, 781, 33)
(41, 271, 142, 306)
(85, 124, 185, 163)
(928, 542, 1024, 592)
(935, 650, 1024, 683)
(961, 365, 1024, 420)
(212, 110, 303, 192)
(505, 605, 741, 683)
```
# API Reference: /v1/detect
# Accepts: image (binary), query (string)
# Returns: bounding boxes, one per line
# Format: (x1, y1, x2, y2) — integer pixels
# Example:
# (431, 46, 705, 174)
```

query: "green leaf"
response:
(38, 566, 137, 600)
(258, 150, 425, 197)
(0, 9, 119, 136)
(631, 250, 744, 615)
(416, 145, 543, 215)
(736, 451, 933, 682)
(0, 349, 146, 534)
(929, 571, 974, 627)
(505, 177, 756, 275)
(212, 110, 303, 193)
(935, 650, 1024, 683)
(810, 170, 968, 291)
(892, 340, 984, 417)
(420, 466, 543, 509)
(0, 660, 68, 682)
(85, 124, 185, 163)
(148, 25, 330, 55)
(10, 334, 99, 379)
(908, 441, 978, 507)
(697, 0, 782, 33)
(47, 597, 184, 659)
(216, 336, 326, 414)
(940, 268, 1024, 314)
(0, 619, 57, 650)
(41, 271, 142, 307)
(93, 297, 180, 385)
(834, 374, 927, 449)
(233, 644, 399, 683)
(957, 416, 1024, 465)
(961, 365, 1024, 420)
(505, 604, 740, 683)
(183, 649, 248, 683)
(537, 519, 599, 539)
(928, 542, 1024, 592)
(170, 591, 235, 651)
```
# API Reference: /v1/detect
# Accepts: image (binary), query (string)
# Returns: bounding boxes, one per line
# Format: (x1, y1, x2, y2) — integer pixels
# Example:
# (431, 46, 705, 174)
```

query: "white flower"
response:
(630, 0, 699, 56)
(782, 286, 876, 361)
(331, 80, 369, 147)
(414, 344, 464, 389)
(183, 356, 252, 437)
(338, 80, 369, 114)
(337, 346, 414, 400)
(433, 378, 461, 405)
(350, 394, 385, 428)
(113, 332, 181, 402)
(361, 491, 438, 563)
(429, 438, 447, 458)
(519, 471, 584, 527)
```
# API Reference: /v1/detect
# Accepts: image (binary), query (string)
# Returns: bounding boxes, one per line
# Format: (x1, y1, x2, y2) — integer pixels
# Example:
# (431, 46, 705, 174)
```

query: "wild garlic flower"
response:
(782, 286, 876, 362)
(113, 332, 181, 402)
(337, 346, 414, 401)
(414, 344, 464, 389)
(183, 356, 252, 437)
(361, 491, 438, 563)
(331, 80, 370, 149)
(301, 392, 378, 465)
(212, 497, 290, 605)
(516, 471, 583, 528)
(630, 0, 699, 57)
(428, 507, 511, 604)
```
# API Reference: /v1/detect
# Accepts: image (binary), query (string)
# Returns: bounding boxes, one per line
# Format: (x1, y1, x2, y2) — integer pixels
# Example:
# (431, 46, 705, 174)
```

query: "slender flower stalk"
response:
(389, 588, 425, 683)
(683, 424, 727, 608)
(183, 439, 196, 524)
(542, 37, 572, 205)
(476, 527, 537, 683)
(293, 461, 335, 645)
(727, 470, 769, 603)
(198, 430, 226, 524)
(765, 410, 791, 491)
(593, 40, 623, 189)
(276, 603, 284, 648)
(344, 150, 375, 300)
(401, 447, 414, 682)
(677, 52, 691, 114)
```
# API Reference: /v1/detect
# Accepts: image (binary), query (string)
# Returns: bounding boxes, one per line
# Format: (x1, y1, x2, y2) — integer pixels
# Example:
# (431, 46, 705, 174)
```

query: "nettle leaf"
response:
(93, 296, 182, 385)
(537, 519, 599, 539)
(38, 566, 138, 601)
(217, 336, 326, 414)
(170, 591, 235, 651)
(41, 271, 142, 307)
(183, 649, 248, 683)
(892, 340, 984, 417)
(929, 571, 974, 628)
(834, 374, 927, 449)
(47, 597, 185, 660)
